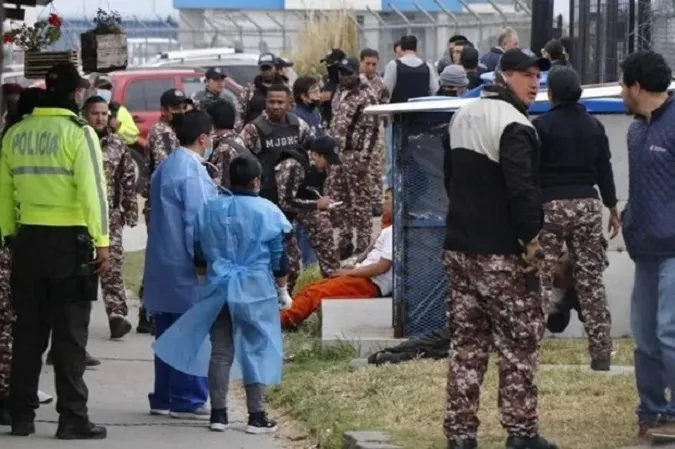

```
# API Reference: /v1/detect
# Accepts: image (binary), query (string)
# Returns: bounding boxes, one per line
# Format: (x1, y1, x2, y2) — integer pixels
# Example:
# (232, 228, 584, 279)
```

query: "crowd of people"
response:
(0, 25, 672, 449)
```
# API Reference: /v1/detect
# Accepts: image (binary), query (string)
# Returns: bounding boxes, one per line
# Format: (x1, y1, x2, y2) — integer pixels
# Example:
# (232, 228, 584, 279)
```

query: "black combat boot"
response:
(506, 435, 558, 449)
(0, 396, 11, 425)
(339, 243, 355, 261)
(448, 438, 478, 449)
(136, 306, 153, 334)
(56, 419, 107, 440)
(590, 357, 611, 371)
(109, 314, 132, 340)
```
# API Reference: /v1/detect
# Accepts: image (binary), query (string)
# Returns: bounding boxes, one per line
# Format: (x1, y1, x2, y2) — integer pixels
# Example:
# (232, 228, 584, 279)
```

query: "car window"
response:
(209, 65, 259, 86)
(124, 78, 176, 112)
(182, 76, 204, 98)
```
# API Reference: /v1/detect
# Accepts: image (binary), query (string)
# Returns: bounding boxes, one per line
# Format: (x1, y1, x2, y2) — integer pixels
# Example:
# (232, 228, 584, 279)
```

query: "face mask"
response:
(96, 89, 112, 103)
(204, 146, 214, 161)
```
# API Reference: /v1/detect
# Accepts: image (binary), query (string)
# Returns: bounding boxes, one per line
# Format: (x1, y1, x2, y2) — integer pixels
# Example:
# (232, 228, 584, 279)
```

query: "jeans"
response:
(149, 312, 208, 413)
(296, 223, 317, 266)
(631, 256, 675, 424)
(384, 123, 393, 189)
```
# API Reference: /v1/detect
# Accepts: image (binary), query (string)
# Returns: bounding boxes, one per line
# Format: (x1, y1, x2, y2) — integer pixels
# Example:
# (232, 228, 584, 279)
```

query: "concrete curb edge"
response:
(343, 430, 403, 449)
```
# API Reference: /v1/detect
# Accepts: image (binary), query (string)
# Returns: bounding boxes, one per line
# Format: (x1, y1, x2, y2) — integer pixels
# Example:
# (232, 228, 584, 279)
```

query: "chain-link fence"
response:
(647, 0, 675, 70)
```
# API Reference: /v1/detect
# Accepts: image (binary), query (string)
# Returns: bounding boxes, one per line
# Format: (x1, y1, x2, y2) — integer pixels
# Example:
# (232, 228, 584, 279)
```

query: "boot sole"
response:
(110, 319, 133, 340)
(56, 432, 107, 440)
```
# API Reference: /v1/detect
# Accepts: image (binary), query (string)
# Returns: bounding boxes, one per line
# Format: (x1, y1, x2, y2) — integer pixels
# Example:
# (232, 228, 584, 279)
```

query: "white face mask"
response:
(96, 89, 112, 103)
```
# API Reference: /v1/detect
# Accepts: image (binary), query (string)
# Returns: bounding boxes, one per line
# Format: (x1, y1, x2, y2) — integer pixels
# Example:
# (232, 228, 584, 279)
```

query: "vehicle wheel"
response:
(129, 144, 147, 194)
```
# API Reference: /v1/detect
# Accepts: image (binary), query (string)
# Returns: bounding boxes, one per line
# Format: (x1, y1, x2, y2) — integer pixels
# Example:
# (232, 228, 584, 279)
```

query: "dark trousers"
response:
(10, 225, 95, 424)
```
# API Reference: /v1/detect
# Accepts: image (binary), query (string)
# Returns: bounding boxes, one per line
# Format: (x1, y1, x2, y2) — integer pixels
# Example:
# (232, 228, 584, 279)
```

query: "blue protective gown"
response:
(153, 190, 292, 386)
(143, 147, 218, 314)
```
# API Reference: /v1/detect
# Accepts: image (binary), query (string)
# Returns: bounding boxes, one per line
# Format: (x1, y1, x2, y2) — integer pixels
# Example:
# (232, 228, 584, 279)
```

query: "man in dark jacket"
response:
(533, 66, 618, 372)
(478, 27, 519, 74)
(442, 49, 556, 449)
(292, 75, 323, 136)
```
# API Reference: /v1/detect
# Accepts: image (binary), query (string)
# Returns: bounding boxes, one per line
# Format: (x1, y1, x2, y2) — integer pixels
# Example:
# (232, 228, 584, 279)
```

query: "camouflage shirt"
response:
(144, 119, 178, 199)
(239, 111, 315, 156)
(234, 76, 294, 133)
(192, 88, 236, 111)
(210, 129, 247, 188)
(367, 74, 390, 105)
(275, 158, 319, 216)
(330, 81, 380, 157)
(101, 132, 138, 227)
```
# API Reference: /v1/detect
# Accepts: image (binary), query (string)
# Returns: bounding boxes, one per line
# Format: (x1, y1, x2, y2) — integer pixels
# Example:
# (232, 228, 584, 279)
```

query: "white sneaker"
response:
(170, 406, 210, 420)
(38, 390, 53, 404)
(150, 408, 169, 416)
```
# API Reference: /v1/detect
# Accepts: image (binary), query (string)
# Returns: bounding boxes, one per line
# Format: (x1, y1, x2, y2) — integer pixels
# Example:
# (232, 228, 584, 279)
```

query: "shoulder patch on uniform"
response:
(69, 115, 89, 128)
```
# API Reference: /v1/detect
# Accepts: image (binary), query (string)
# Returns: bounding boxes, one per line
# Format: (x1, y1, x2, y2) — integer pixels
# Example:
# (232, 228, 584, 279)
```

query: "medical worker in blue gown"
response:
(143, 109, 218, 420)
(154, 153, 294, 434)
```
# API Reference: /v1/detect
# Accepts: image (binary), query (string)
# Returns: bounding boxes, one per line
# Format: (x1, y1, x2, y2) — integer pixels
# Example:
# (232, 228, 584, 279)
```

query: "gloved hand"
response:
(520, 234, 544, 273)
(277, 286, 293, 311)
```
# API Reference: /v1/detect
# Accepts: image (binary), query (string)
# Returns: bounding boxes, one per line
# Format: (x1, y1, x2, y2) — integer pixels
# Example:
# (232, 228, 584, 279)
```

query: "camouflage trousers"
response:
(328, 151, 373, 253)
(0, 247, 14, 398)
(368, 123, 385, 206)
(284, 231, 302, 294)
(297, 209, 340, 277)
(442, 250, 546, 440)
(540, 198, 612, 360)
(100, 211, 128, 317)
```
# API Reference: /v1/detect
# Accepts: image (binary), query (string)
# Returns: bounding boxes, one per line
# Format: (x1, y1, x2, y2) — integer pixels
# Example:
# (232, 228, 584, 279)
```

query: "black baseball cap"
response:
(258, 52, 276, 69)
(45, 63, 89, 92)
(499, 48, 551, 72)
(337, 56, 360, 74)
(311, 136, 340, 165)
(205, 67, 226, 80)
(275, 57, 293, 68)
(320, 48, 346, 65)
(91, 73, 113, 89)
(160, 88, 190, 107)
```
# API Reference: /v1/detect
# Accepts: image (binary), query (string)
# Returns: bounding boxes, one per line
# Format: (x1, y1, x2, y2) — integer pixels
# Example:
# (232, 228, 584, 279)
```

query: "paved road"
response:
(0, 224, 282, 449)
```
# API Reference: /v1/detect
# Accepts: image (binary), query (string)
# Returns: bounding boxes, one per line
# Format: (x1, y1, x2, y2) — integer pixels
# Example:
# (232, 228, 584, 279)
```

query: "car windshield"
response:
(209, 65, 259, 86)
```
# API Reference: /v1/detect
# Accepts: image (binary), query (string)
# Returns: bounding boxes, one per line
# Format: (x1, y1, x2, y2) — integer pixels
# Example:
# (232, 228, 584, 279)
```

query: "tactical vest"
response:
(296, 164, 328, 200)
(245, 88, 268, 124)
(252, 113, 301, 204)
(390, 60, 431, 104)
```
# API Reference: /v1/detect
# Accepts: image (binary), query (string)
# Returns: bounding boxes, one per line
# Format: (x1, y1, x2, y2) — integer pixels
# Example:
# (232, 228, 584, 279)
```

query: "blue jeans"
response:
(296, 223, 317, 266)
(384, 123, 393, 189)
(149, 312, 209, 412)
(631, 256, 675, 424)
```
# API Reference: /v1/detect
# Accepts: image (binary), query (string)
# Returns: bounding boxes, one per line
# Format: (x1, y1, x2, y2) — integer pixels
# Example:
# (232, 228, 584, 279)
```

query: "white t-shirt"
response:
(356, 226, 393, 296)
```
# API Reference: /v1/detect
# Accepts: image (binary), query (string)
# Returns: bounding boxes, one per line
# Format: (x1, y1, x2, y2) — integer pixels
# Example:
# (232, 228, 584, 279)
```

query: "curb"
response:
(343, 430, 402, 449)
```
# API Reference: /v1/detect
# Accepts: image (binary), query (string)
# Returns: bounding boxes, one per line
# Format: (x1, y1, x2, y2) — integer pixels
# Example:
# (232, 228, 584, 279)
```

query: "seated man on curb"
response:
(280, 189, 393, 329)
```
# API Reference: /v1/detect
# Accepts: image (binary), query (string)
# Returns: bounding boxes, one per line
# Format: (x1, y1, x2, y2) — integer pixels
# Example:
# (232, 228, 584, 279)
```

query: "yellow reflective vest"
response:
(0, 107, 110, 247)
(116, 105, 139, 146)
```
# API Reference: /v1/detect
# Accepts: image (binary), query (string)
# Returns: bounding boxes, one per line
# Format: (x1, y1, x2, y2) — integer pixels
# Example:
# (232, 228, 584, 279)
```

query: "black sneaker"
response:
(246, 411, 277, 434)
(449, 438, 477, 449)
(209, 408, 229, 432)
(506, 435, 558, 449)
(56, 421, 107, 440)
(109, 314, 132, 340)
(590, 357, 610, 371)
(10, 420, 35, 436)
(86, 352, 101, 368)
(137, 307, 154, 334)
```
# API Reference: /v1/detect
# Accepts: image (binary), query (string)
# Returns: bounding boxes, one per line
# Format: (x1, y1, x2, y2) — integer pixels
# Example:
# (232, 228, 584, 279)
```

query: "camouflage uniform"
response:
(442, 250, 546, 440)
(0, 247, 14, 399)
(239, 111, 314, 155)
(365, 74, 390, 206)
(143, 119, 179, 223)
(328, 81, 380, 254)
(539, 198, 612, 360)
(275, 158, 339, 290)
(234, 76, 293, 133)
(210, 130, 248, 188)
(100, 133, 138, 317)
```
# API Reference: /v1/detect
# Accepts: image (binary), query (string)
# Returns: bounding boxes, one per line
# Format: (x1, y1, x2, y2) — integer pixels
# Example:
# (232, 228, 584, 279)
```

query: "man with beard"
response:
(82, 96, 138, 340)
(137, 88, 191, 335)
(234, 53, 289, 132)
(442, 49, 555, 449)
(329, 56, 379, 260)
(318, 48, 346, 128)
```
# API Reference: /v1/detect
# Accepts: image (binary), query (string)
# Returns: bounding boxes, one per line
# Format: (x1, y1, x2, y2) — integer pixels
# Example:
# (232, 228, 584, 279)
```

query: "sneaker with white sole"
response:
(170, 406, 210, 420)
(150, 409, 169, 416)
(209, 408, 229, 432)
(246, 411, 277, 434)
(38, 390, 53, 404)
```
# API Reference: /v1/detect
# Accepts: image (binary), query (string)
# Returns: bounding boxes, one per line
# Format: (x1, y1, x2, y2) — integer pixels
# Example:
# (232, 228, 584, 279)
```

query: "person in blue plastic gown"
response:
(153, 153, 293, 435)
(142, 109, 218, 419)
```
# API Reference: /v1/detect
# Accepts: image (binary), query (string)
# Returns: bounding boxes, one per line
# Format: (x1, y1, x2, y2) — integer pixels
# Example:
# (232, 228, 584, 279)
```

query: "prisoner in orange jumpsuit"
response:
(280, 190, 393, 329)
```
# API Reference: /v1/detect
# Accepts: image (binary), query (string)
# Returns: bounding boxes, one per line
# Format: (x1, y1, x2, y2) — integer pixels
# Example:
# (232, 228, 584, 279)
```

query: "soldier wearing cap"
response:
(234, 52, 290, 132)
(275, 57, 297, 85)
(328, 56, 379, 260)
(318, 48, 346, 127)
(192, 67, 236, 111)
(0, 62, 108, 439)
(442, 48, 556, 449)
(137, 88, 191, 334)
(274, 135, 340, 292)
(90, 74, 140, 148)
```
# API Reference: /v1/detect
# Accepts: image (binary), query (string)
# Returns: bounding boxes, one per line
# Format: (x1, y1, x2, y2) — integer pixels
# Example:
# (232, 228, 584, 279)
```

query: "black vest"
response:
(296, 164, 328, 200)
(253, 113, 301, 204)
(390, 60, 431, 104)
(245, 88, 267, 124)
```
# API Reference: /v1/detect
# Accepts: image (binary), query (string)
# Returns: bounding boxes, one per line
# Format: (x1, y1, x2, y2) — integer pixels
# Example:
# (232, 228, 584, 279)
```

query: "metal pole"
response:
(239, 12, 264, 51)
(388, 2, 412, 35)
(486, 0, 508, 23)
(530, 0, 553, 56)
(513, 0, 532, 16)
(457, 0, 483, 42)
(266, 13, 287, 54)
(433, 0, 459, 33)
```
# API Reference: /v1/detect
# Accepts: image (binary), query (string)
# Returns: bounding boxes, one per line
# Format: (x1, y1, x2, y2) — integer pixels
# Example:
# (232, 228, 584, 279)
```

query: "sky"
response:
(36, 0, 570, 20)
